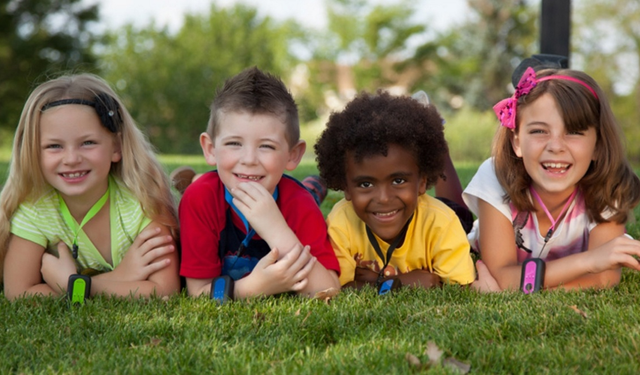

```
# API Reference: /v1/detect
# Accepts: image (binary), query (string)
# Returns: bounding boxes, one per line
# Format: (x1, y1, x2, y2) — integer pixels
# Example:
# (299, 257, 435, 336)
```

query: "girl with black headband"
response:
(464, 65, 640, 292)
(1, 74, 180, 299)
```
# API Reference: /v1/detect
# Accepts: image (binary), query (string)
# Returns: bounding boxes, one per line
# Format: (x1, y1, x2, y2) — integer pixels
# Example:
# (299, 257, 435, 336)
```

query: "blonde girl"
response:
(1, 74, 179, 299)
(465, 67, 640, 291)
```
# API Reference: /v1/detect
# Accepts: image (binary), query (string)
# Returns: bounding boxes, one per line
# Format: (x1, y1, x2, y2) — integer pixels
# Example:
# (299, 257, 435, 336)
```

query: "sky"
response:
(84, 0, 470, 34)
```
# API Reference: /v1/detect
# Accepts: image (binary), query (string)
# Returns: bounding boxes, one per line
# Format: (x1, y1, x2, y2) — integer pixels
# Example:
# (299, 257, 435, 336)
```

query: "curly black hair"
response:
(314, 91, 448, 191)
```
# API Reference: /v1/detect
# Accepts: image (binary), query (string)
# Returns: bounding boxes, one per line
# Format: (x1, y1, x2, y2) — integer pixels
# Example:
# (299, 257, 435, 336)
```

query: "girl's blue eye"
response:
(45, 144, 62, 149)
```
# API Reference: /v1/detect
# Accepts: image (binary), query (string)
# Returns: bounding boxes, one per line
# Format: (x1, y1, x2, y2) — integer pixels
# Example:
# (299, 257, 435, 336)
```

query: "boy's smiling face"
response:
(200, 111, 305, 194)
(344, 144, 427, 243)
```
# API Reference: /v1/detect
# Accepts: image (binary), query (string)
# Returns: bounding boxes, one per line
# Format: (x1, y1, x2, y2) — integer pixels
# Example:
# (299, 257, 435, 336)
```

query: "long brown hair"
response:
(493, 68, 640, 223)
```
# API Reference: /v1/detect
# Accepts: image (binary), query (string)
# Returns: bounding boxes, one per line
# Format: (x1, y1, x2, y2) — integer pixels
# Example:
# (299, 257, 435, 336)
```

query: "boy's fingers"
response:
(292, 256, 316, 282)
(290, 277, 309, 292)
(258, 247, 280, 267)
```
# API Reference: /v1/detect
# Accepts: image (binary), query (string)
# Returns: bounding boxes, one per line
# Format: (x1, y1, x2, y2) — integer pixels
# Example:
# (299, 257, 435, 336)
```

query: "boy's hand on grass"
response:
(244, 244, 316, 296)
(230, 182, 289, 239)
(354, 267, 379, 284)
(112, 225, 175, 282)
(41, 241, 77, 294)
(395, 269, 442, 289)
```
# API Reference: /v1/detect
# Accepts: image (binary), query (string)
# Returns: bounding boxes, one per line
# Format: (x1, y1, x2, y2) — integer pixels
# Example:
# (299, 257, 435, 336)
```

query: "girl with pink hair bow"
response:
(465, 66, 640, 292)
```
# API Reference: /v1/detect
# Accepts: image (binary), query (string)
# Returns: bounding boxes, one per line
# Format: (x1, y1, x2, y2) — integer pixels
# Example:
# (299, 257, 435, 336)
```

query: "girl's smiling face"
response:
(344, 144, 427, 243)
(39, 104, 121, 204)
(512, 93, 597, 199)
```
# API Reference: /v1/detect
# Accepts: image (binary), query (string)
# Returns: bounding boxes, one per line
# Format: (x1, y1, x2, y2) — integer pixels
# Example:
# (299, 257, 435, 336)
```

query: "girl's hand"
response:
(241, 244, 316, 297)
(41, 242, 77, 294)
(471, 259, 502, 292)
(230, 182, 289, 238)
(587, 235, 640, 273)
(111, 225, 175, 282)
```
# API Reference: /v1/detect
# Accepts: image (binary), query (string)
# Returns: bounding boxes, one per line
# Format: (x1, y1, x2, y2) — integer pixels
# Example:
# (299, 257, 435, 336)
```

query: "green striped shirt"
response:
(11, 176, 152, 275)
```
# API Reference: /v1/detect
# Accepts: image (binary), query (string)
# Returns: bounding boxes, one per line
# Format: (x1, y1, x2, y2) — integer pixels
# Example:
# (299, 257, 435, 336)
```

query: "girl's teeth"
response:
(543, 163, 569, 169)
(376, 210, 398, 217)
(64, 172, 85, 178)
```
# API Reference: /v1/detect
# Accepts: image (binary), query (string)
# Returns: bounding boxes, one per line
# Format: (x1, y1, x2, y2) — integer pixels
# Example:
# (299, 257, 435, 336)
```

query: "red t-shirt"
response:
(179, 171, 339, 279)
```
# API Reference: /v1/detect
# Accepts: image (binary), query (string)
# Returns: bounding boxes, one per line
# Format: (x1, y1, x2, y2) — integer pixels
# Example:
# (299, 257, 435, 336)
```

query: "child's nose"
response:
(63, 148, 81, 164)
(377, 185, 391, 203)
(240, 149, 257, 164)
(546, 134, 566, 152)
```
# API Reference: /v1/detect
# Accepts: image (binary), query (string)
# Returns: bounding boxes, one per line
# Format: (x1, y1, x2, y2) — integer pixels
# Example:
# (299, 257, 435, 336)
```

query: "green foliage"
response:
(2, 274, 640, 372)
(0, 0, 99, 131)
(98, 4, 302, 154)
(442, 107, 496, 163)
(574, 0, 640, 162)
(407, 0, 538, 112)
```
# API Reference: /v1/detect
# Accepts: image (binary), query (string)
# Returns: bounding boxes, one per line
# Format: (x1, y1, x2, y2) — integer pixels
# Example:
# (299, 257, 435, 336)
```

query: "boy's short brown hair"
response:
(207, 67, 300, 148)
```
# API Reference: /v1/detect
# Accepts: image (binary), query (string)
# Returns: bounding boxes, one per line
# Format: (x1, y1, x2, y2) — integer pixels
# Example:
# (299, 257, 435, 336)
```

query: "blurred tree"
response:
(574, 0, 640, 161)
(295, 0, 425, 120)
(0, 0, 98, 131)
(407, 0, 537, 112)
(98, 4, 301, 154)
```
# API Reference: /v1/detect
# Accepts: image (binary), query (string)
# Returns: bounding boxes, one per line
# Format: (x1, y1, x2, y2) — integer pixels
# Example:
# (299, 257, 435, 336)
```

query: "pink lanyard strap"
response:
(529, 187, 578, 240)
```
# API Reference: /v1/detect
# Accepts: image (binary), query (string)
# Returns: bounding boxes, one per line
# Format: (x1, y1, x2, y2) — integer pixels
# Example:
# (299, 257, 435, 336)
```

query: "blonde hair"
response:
(493, 68, 640, 223)
(0, 74, 178, 280)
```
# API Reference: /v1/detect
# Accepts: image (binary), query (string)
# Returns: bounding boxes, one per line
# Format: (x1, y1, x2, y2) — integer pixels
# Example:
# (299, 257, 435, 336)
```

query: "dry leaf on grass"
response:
(569, 305, 588, 318)
(147, 337, 162, 347)
(314, 287, 339, 304)
(405, 353, 421, 368)
(425, 341, 443, 365)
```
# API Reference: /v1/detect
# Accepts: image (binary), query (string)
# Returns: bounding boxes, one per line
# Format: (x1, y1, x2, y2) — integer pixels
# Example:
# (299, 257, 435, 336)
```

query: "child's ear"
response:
(285, 140, 306, 171)
(344, 188, 352, 201)
(111, 133, 122, 163)
(511, 130, 523, 157)
(419, 174, 428, 195)
(200, 132, 217, 167)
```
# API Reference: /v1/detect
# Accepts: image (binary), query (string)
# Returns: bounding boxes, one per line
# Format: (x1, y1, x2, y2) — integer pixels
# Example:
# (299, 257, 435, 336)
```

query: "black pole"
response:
(540, 0, 571, 66)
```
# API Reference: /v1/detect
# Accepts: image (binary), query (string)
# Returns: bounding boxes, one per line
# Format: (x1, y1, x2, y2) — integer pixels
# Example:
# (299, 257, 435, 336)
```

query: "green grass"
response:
(3, 151, 640, 372)
(2, 275, 640, 373)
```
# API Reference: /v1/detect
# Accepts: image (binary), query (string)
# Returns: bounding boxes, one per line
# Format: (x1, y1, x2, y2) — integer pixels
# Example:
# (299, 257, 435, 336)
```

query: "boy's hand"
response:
(240, 244, 316, 297)
(41, 242, 77, 294)
(230, 182, 289, 238)
(111, 226, 175, 282)
(354, 266, 380, 284)
(395, 269, 442, 289)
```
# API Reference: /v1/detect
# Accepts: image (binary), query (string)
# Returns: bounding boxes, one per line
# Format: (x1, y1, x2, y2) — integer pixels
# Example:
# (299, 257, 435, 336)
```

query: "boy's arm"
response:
(228, 181, 301, 257)
(230, 181, 341, 294)
(186, 245, 321, 299)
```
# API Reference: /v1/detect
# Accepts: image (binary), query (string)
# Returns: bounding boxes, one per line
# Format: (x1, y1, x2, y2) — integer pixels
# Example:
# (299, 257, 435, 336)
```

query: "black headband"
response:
(41, 93, 122, 133)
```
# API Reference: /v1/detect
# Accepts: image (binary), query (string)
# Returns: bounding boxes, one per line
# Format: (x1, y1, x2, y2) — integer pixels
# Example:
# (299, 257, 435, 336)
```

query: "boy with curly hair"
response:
(180, 67, 340, 299)
(315, 91, 476, 289)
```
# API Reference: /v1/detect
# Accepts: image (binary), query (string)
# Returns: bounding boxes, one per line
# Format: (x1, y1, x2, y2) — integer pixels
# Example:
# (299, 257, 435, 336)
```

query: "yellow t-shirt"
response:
(327, 194, 475, 286)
